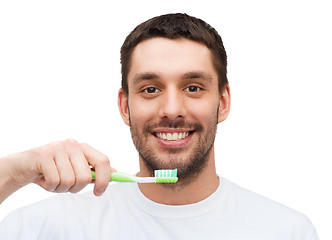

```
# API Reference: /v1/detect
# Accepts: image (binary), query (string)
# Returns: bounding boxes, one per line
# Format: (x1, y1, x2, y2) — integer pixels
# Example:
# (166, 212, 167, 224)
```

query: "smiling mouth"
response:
(154, 131, 193, 141)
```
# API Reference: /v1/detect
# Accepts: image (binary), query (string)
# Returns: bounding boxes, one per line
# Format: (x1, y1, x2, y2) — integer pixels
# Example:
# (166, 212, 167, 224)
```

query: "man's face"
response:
(119, 38, 229, 183)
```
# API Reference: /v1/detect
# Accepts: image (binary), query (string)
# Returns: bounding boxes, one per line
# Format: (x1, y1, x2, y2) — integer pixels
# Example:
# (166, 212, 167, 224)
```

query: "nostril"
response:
(161, 114, 184, 120)
(159, 93, 187, 120)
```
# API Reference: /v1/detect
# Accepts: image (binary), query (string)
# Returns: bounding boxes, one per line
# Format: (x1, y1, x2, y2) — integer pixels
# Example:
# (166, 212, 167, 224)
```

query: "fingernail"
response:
(95, 188, 105, 196)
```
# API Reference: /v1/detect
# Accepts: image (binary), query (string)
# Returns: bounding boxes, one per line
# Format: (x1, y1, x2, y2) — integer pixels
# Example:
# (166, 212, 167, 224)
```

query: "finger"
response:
(80, 143, 111, 196)
(52, 142, 76, 193)
(63, 139, 92, 193)
(90, 167, 117, 184)
(35, 157, 60, 192)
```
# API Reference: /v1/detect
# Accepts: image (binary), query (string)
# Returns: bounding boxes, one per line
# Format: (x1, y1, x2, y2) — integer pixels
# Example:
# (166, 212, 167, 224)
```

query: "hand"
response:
(0, 139, 112, 203)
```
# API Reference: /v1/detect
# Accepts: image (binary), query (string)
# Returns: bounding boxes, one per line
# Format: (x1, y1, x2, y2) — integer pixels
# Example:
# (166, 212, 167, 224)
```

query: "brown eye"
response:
(185, 86, 201, 92)
(144, 87, 160, 94)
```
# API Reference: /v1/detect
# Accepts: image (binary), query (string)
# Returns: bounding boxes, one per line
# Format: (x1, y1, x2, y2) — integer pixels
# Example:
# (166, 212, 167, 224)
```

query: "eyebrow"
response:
(132, 72, 160, 85)
(131, 71, 214, 85)
(182, 71, 213, 83)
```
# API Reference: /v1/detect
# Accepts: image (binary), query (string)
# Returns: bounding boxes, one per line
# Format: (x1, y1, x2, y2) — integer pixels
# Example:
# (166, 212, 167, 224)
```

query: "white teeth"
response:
(166, 133, 172, 140)
(156, 132, 190, 141)
(172, 133, 178, 140)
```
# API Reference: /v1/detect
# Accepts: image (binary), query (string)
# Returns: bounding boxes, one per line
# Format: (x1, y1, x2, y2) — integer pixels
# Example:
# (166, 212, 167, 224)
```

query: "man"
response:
(0, 13, 318, 239)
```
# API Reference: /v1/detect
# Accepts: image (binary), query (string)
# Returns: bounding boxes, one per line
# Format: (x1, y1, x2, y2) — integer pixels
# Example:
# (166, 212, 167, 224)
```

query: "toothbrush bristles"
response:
(154, 169, 178, 183)
(154, 169, 176, 177)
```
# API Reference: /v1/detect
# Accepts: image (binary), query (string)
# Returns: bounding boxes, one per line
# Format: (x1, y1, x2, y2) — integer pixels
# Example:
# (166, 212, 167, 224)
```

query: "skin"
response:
(118, 38, 230, 205)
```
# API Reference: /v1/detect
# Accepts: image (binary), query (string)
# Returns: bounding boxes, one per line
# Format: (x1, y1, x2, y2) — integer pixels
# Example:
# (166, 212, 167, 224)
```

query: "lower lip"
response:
(153, 132, 194, 148)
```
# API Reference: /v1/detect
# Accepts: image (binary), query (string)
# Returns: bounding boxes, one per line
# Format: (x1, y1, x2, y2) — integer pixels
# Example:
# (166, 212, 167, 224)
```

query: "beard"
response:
(129, 110, 219, 187)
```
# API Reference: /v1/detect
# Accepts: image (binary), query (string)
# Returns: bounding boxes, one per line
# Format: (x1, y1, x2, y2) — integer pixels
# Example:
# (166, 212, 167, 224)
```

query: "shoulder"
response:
(222, 178, 318, 238)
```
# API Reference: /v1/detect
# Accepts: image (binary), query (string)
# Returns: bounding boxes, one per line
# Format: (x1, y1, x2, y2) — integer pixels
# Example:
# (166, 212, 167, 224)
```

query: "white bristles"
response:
(154, 169, 174, 178)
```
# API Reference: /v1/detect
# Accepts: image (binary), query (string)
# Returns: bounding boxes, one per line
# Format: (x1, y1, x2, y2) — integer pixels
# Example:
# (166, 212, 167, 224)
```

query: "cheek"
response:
(188, 99, 219, 124)
(128, 99, 158, 125)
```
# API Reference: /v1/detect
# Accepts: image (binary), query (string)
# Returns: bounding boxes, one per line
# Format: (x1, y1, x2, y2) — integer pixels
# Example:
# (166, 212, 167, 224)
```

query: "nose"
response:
(158, 88, 187, 120)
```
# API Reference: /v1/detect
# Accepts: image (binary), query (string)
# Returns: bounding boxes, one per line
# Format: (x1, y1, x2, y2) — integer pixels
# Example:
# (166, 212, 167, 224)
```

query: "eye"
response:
(143, 87, 160, 94)
(185, 86, 201, 92)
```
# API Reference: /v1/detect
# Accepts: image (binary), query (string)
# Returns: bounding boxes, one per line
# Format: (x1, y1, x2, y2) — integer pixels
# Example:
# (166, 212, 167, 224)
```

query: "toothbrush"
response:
(91, 169, 178, 183)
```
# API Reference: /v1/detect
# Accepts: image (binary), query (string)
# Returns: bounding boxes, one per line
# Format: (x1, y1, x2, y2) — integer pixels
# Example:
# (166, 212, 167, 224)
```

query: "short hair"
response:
(120, 13, 228, 95)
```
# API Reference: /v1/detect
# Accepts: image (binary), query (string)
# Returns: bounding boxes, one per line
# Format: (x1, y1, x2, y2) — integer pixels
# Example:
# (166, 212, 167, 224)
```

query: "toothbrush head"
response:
(154, 169, 178, 183)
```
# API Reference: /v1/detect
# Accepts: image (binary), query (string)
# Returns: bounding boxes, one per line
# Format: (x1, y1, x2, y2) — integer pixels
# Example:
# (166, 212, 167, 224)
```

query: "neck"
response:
(137, 148, 219, 205)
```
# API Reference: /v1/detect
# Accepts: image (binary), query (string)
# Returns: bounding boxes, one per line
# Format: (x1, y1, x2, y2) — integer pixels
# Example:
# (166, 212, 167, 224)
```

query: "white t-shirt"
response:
(0, 177, 319, 240)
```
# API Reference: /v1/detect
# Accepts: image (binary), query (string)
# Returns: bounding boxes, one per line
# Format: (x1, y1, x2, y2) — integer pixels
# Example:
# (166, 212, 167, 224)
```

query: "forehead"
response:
(127, 37, 218, 84)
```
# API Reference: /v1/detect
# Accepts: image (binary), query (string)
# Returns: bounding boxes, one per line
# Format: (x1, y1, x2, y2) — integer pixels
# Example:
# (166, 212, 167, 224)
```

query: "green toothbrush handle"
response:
(91, 171, 136, 182)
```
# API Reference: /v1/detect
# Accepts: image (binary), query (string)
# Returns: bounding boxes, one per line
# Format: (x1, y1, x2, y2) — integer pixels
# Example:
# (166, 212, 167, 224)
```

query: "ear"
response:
(217, 84, 231, 123)
(118, 88, 130, 126)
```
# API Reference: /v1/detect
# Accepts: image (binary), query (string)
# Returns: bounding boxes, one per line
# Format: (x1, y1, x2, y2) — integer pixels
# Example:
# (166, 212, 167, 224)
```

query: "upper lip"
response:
(153, 128, 193, 133)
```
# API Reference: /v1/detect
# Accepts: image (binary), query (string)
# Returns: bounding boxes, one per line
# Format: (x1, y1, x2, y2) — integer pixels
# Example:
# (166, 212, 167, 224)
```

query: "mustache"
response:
(144, 119, 203, 132)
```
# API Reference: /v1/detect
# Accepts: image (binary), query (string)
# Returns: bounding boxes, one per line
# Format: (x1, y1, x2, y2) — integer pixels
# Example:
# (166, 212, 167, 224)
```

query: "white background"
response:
(0, 0, 331, 238)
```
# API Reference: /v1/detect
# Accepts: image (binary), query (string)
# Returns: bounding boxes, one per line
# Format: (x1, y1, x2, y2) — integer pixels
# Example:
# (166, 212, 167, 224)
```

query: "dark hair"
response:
(120, 13, 228, 95)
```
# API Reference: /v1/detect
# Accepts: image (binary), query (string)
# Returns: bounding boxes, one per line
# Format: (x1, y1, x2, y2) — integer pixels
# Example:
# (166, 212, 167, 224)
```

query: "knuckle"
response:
(79, 142, 90, 150)
(63, 138, 80, 151)
(64, 138, 79, 146)
(61, 176, 76, 187)
(50, 141, 65, 152)
(77, 174, 92, 184)
(100, 155, 110, 165)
